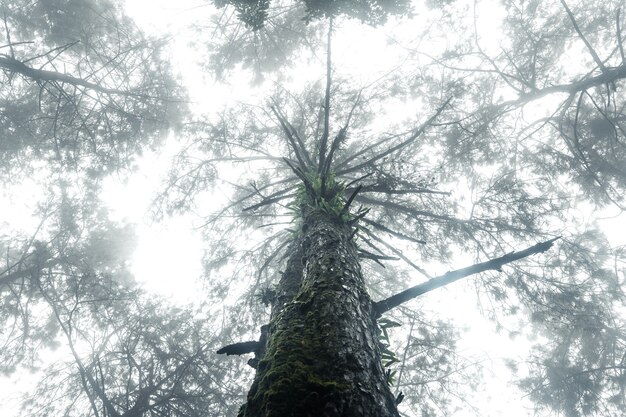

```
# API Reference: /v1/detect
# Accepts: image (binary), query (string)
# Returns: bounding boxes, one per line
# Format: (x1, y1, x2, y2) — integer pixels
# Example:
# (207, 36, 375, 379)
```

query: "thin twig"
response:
(361, 218, 426, 245)
(24, 40, 80, 64)
(0, 55, 157, 99)
(359, 227, 431, 279)
(3, 10, 14, 58)
(560, 0, 607, 73)
(243, 192, 297, 212)
(318, 18, 333, 174)
(617, 7, 625, 64)
(347, 207, 370, 225)
(338, 97, 452, 176)
(271, 102, 313, 167)
(271, 105, 308, 170)
(323, 90, 362, 175)
(358, 249, 399, 262)
(283, 157, 314, 197)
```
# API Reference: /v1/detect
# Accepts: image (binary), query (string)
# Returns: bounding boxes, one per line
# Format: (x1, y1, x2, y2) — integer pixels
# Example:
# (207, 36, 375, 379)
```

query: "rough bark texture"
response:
(239, 208, 399, 417)
(271, 241, 305, 320)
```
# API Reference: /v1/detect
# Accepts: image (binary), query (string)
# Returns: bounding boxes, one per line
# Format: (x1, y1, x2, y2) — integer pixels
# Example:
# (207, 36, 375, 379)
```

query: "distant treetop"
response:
(212, 0, 412, 29)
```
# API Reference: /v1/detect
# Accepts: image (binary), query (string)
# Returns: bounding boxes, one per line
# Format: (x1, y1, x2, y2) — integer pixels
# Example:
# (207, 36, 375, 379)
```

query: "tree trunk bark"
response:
(240, 208, 399, 417)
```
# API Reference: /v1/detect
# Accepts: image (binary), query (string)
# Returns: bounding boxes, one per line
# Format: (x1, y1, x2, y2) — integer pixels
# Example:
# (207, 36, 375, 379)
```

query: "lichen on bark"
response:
(239, 206, 399, 417)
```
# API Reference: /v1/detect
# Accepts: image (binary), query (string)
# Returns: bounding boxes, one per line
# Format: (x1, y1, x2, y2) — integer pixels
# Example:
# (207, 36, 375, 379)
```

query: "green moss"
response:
(290, 172, 351, 222)
(242, 289, 350, 417)
(241, 207, 383, 416)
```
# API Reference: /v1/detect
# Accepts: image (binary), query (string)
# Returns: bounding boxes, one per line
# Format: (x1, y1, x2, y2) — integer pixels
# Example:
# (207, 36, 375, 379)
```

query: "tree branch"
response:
(216, 341, 260, 356)
(271, 105, 309, 170)
(337, 97, 452, 175)
(373, 237, 561, 317)
(323, 90, 361, 176)
(318, 19, 333, 174)
(347, 207, 370, 225)
(341, 184, 362, 215)
(355, 184, 451, 196)
(358, 249, 399, 262)
(40, 283, 121, 417)
(497, 64, 626, 110)
(242, 192, 297, 212)
(2, 11, 15, 59)
(559, 0, 607, 73)
(361, 218, 426, 245)
(355, 194, 459, 223)
(0, 55, 138, 97)
(0, 265, 37, 286)
(359, 226, 431, 279)
(617, 7, 625, 64)
(282, 158, 314, 197)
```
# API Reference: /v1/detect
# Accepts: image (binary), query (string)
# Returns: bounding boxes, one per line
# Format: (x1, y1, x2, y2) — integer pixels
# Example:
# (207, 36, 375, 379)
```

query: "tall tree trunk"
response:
(240, 208, 399, 417)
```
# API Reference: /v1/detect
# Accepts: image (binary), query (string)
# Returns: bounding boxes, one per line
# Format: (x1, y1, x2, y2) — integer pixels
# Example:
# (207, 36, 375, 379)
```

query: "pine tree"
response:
(202, 23, 561, 415)
(1, 1, 625, 416)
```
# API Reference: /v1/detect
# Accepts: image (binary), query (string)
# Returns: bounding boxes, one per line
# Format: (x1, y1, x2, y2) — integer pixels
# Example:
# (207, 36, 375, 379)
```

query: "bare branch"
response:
(0, 55, 148, 98)
(497, 65, 626, 110)
(358, 249, 399, 262)
(361, 218, 426, 245)
(373, 237, 561, 317)
(559, 0, 607, 73)
(344, 173, 374, 189)
(198, 177, 297, 229)
(216, 341, 260, 356)
(271, 105, 309, 169)
(355, 194, 459, 223)
(347, 207, 370, 226)
(341, 184, 362, 215)
(318, 19, 333, 174)
(335, 132, 402, 170)
(3, 11, 14, 58)
(24, 40, 80, 64)
(282, 157, 314, 197)
(358, 249, 396, 268)
(270, 102, 313, 167)
(0, 40, 33, 50)
(359, 227, 431, 278)
(355, 184, 451, 197)
(323, 90, 362, 176)
(338, 97, 452, 176)
(617, 7, 625, 64)
(242, 191, 297, 212)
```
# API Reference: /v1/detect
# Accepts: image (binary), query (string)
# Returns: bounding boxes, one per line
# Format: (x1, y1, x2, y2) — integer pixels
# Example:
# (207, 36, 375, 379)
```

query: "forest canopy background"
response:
(1, 0, 625, 416)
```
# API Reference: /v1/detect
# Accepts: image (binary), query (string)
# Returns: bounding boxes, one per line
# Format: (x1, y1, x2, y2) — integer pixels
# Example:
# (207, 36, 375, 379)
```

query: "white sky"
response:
(100, 139, 206, 304)
(117, 1, 546, 416)
(1, 0, 624, 416)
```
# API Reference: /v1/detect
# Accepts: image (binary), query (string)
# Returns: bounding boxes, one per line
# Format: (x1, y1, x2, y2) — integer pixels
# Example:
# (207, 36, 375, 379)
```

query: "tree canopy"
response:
(212, 0, 411, 30)
(1, 0, 625, 416)
(0, 0, 184, 181)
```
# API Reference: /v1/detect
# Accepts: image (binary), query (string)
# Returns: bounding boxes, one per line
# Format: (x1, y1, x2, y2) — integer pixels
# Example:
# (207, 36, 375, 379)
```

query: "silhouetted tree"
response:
(2, 1, 625, 417)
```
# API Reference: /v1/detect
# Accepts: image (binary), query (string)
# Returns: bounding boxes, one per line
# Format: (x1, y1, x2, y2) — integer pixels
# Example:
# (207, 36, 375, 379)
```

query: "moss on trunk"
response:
(240, 208, 399, 417)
